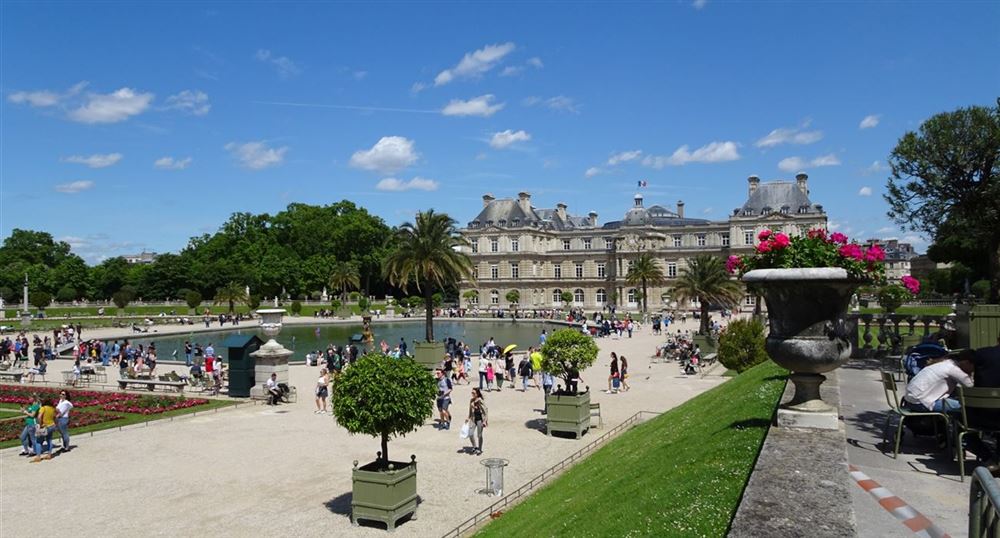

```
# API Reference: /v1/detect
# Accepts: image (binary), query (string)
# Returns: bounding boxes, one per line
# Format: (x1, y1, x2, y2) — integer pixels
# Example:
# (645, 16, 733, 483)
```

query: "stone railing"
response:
(845, 312, 954, 358)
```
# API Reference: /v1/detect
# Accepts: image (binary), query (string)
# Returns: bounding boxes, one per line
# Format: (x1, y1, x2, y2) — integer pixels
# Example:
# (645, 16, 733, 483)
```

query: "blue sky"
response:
(2, 1, 997, 263)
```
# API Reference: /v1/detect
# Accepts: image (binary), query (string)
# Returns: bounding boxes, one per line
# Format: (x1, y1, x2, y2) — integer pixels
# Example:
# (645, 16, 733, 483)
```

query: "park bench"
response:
(702, 353, 718, 367)
(118, 378, 186, 392)
(251, 382, 297, 403)
(62, 370, 89, 387)
(0, 369, 25, 382)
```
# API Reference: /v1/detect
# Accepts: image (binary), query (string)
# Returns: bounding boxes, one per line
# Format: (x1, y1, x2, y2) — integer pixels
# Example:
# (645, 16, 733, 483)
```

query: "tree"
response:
(290, 300, 302, 315)
(382, 210, 474, 342)
(718, 318, 769, 373)
(505, 289, 520, 306)
(247, 294, 262, 310)
(55, 286, 77, 303)
(539, 329, 600, 393)
(462, 289, 479, 306)
(671, 254, 743, 335)
(29, 291, 51, 310)
(213, 281, 248, 314)
(560, 290, 573, 309)
(329, 261, 361, 301)
(111, 290, 131, 310)
(332, 352, 435, 467)
(184, 290, 203, 311)
(884, 103, 1000, 302)
(358, 296, 370, 313)
(626, 253, 666, 313)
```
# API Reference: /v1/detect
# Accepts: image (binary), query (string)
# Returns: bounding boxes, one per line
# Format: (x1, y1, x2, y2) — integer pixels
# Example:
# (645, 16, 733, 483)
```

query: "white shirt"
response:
(266, 377, 278, 390)
(904, 360, 972, 410)
(57, 399, 73, 419)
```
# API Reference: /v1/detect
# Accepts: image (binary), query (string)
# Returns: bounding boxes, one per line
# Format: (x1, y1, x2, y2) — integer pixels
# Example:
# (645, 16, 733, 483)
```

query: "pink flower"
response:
(807, 229, 828, 240)
(772, 233, 791, 248)
(838, 243, 863, 260)
(830, 232, 848, 244)
(726, 255, 742, 273)
(864, 245, 885, 262)
(758, 229, 772, 241)
(901, 275, 920, 294)
(756, 242, 773, 253)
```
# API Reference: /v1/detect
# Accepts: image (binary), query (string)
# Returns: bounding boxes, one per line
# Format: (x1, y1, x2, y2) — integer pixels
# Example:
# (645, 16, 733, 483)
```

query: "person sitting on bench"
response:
(27, 358, 47, 382)
(265, 373, 283, 405)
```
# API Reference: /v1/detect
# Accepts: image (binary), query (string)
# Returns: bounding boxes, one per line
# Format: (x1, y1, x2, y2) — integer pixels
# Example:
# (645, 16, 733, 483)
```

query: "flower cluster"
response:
(102, 395, 209, 415)
(727, 228, 886, 284)
(0, 409, 123, 443)
(0, 385, 136, 407)
(901, 275, 921, 294)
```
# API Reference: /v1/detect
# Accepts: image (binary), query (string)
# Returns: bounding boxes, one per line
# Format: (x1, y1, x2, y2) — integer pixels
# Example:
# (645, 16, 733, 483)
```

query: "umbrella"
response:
(503, 344, 518, 355)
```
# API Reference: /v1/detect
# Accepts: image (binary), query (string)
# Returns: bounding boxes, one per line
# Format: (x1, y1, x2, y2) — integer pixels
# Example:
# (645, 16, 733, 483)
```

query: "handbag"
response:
(35, 424, 47, 437)
(459, 421, 470, 439)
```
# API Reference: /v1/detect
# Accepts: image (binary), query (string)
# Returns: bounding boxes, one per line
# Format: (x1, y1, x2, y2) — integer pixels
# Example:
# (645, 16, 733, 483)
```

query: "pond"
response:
(120, 320, 565, 362)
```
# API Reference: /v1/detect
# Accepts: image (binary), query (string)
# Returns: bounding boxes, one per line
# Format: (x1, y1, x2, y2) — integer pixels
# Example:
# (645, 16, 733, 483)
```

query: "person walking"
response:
(31, 398, 57, 462)
(542, 370, 554, 413)
(315, 368, 330, 414)
(466, 388, 488, 455)
(18, 394, 40, 456)
(55, 390, 73, 452)
(530, 347, 543, 389)
(436, 369, 453, 429)
(184, 341, 193, 367)
(620, 355, 631, 392)
(519, 354, 533, 391)
(607, 352, 620, 393)
(486, 360, 496, 391)
(478, 353, 489, 390)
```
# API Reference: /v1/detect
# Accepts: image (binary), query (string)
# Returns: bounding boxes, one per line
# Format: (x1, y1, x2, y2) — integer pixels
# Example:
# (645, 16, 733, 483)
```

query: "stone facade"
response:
(457, 174, 828, 312)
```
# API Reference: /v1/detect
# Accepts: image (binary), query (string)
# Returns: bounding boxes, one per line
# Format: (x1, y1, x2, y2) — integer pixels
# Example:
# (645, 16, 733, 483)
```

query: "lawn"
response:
(476, 360, 787, 538)
(0, 385, 237, 448)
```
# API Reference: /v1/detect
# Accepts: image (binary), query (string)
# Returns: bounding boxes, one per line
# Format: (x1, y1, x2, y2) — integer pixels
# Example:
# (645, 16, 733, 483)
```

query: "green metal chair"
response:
(955, 386, 1000, 482)
(880, 371, 950, 459)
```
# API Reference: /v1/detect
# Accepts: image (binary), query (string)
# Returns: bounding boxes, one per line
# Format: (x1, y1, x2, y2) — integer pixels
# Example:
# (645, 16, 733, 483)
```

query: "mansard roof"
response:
(738, 181, 821, 216)
(468, 198, 596, 231)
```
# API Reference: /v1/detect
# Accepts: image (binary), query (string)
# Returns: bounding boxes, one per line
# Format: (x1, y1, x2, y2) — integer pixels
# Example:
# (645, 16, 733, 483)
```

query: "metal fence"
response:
(970, 466, 1000, 538)
(439, 410, 662, 538)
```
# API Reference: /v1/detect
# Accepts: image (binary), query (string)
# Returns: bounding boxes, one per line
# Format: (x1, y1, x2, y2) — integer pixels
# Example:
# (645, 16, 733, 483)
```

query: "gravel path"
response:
(0, 316, 727, 537)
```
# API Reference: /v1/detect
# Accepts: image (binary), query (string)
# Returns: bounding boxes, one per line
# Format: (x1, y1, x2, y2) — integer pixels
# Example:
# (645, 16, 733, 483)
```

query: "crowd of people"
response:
(17, 389, 74, 463)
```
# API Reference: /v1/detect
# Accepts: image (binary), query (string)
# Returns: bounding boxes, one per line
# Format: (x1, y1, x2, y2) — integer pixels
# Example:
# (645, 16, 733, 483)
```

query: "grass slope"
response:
(477, 360, 787, 538)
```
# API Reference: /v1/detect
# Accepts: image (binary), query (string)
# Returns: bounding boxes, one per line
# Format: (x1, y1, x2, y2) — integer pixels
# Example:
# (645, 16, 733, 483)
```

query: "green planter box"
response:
(545, 390, 590, 439)
(351, 457, 418, 531)
(413, 341, 445, 370)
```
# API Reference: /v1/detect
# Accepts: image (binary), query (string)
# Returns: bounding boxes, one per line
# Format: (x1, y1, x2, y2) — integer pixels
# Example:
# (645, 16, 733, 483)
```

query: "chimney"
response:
(796, 172, 809, 194)
(588, 210, 598, 226)
(482, 193, 495, 208)
(676, 200, 685, 219)
(517, 191, 532, 214)
(748, 175, 760, 197)
(556, 202, 567, 221)
(633, 193, 644, 208)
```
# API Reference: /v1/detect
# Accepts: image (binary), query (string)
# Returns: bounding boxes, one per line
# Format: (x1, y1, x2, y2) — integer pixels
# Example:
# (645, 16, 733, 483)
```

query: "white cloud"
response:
(349, 136, 419, 174)
(54, 180, 95, 193)
(410, 82, 427, 93)
(584, 167, 602, 178)
(544, 95, 579, 113)
(527, 57, 544, 69)
(642, 141, 741, 168)
(693, 0, 708, 8)
(154, 156, 193, 170)
(434, 42, 516, 87)
(500, 66, 522, 77)
(521, 96, 541, 107)
(489, 129, 531, 149)
(256, 49, 300, 78)
(859, 114, 880, 129)
(865, 160, 889, 174)
(165, 90, 210, 115)
(777, 153, 841, 172)
(68, 87, 154, 123)
(858, 186, 873, 196)
(8, 81, 87, 108)
(755, 123, 823, 148)
(441, 94, 505, 117)
(607, 150, 642, 166)
(375, 176, 439, 192)
(224, 141, 288, 170)
(63, 153, 122, 168)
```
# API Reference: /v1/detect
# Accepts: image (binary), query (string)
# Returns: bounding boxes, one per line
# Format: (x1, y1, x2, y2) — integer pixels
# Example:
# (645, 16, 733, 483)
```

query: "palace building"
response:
(457, 173, 828, 312)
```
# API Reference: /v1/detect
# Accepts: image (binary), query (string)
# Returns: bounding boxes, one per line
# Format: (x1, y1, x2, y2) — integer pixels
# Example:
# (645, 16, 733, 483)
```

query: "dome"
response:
(623, 207, 649, 226)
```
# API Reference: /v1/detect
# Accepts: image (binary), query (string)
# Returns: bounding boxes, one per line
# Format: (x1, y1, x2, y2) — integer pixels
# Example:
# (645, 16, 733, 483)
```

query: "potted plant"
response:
(876, 276, 920, 314)
(331, 352, 436, 530)
(383, 210, 475, 369)
(539, 328, 600, 439)
(729, 229, 886, 427)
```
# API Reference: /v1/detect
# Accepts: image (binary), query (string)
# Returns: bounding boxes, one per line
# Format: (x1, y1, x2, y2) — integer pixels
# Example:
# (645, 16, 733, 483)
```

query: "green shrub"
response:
(55, 286, 77, 303)
(184, 290, 203, 310)
(718, 318, 769, 373)
(876, 284, 911, 313)
(289, 300, 302, 315)
(540, 328, 599, 392)
(972, 279, 992, 299)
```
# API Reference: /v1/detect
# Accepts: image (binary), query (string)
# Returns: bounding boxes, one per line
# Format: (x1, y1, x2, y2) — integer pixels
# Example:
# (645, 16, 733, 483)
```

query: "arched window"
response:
(627, 288, 637, 304)
(596, 288, 607, 304)
(574, 288, 585, 303)
(490, 290, 499, 305)
(468, 291, 479, 305)
(552, 289, 563, 303)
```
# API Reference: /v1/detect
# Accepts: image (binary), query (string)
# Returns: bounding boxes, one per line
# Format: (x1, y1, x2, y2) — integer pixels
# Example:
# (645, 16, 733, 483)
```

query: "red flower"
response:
(807, 228, 828, 240)
(756, 241, 773, 253)
(758, 229, 772, 241)
(864, 245, 885, 262)
(901, 275, 921, 294)
(838, 243, 863, 260)
(772, 233, 791, 248)
(830, 232, 848, 245)
(725, 255, 742, 274)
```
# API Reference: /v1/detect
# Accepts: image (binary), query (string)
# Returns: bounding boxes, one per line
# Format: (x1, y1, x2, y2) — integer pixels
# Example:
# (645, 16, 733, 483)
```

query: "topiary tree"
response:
(185, 290, 203, 311)
(331, 299, 343, 313)
(560, 290, 573, 309)
(290, 300, 302, 315)
(112, 290, 132, 309)
(55, 286, 77, 303)
(876, 284, 911, 313)
(358, 296, 370, 313)
(332, 352, 436, 468)
(717, 318, 769, 373)
(972, 279, 991, 299)
(505, 289, 520, 306)
(540, 328, 599, 394)
(29, 291, 52, 310)
(247, 294, 262, 311)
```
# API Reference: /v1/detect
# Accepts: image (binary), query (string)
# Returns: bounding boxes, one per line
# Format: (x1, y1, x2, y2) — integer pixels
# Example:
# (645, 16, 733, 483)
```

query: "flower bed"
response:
(0, 409, 124, 443)
(0, 385, 136, 407)
(102, 395, 209, 415)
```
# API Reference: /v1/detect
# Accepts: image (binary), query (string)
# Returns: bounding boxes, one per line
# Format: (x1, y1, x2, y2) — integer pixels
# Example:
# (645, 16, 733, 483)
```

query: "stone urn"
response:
(742, 268, 861, 422)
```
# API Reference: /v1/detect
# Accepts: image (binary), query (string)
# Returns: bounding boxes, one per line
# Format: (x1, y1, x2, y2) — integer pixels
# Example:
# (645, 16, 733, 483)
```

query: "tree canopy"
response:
(671, 254, 743, 335)
(885, 103, 1000, 301)
(540, 328, 600, 392)
(626, 253, 666, 313)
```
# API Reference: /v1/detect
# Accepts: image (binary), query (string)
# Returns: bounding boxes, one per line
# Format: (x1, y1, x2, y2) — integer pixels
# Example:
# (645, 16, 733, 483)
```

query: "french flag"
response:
(637, 180, 647, 188)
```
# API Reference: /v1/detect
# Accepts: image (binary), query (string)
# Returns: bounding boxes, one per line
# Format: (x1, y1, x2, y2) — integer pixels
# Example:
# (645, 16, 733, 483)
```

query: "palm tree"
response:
(328, 261, 361, 301)
(382, 210, 475, 342)
(671, 254, 744, 334)
(626, 253, 666, 313)
(213, 281, 248, 314)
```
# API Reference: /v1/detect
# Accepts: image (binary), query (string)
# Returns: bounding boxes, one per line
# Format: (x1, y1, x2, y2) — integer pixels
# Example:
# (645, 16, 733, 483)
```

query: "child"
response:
(486, 360, 496, 391)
